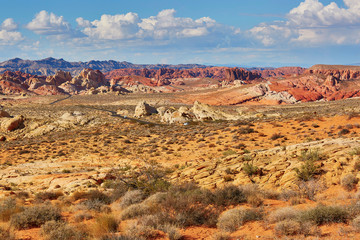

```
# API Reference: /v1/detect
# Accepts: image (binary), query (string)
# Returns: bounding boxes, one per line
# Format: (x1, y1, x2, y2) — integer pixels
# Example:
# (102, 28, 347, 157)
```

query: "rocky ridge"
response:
(0, 57, 207, 76)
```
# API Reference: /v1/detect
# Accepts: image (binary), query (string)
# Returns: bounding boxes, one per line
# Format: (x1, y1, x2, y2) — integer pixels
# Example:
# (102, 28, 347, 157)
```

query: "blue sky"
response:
(0, 0, 359, 67)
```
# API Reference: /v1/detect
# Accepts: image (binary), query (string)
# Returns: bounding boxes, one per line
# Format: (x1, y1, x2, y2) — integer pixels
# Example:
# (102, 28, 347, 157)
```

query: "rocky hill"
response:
(0, 57, 207, 76)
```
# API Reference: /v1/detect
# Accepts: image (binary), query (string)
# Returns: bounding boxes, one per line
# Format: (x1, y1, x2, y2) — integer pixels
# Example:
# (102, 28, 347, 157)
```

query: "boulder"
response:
(0, 110, 10, 118)
(161, 108, 193, 124)
(1, 115, 24, 131)
(133, 101, 158, 118)
(191, 101, 227, 121)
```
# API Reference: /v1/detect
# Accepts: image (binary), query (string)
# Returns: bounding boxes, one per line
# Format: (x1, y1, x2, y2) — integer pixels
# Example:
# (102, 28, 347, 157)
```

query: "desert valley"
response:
(0, 57, 359, 240)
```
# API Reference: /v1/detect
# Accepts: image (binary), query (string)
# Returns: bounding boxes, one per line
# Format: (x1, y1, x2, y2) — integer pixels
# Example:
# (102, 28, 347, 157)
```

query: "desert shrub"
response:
(247, 194, 264, 207)
(267, 207, 300, 223)
(162, 186, 219, 227)
(120, 203, 153, 220)
(125, 220, 159, 240)
(298, 149, 325, 162)
(111, 164, 171, 196)
(159, 224, 182, 240)
(15, 191, 30, 199)
(74, 211, 93, 222)
(274, 220, 301, 236)
(211, 231, 231, 240)
(100, 236, 138, 240)
(142, 192, 167, 205)
(300, 205, 349, 225)
(119, 190, 144, 209)
(352, 215, 360, 232)
(350, 147, 360, 156)
(41, 220, 87, 240)
(93, 214, 119, 235)
(262, 189, 280, 200)
(0, 197, 22, 221)
(217, 208, 262, 232)
(10, 204, 62, 229)
(80, 199, 108, 212)
(35, 191, 63, 201)
(0, 227, 15, 240)
(338, 128, 350, 136)
(210, 185, 246, 207)
(294, 161, 319, 181)
(297, 180, 324, 200)
(223, 150, 237, 157)
(280, 190, 300, 201)
(242, 162, 259, 176)
(341, 174, 358, 191)
(238, 127, 255, 134)
(270, 133, 283, 140)
(72, 190, 111, 204)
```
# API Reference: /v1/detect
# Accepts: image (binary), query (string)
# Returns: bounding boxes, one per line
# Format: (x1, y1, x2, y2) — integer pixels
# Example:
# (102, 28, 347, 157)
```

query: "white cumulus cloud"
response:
(82, 13, 141, 40)
(1, 18, 18, 31)
(0, 18, 23, 45)
(77, 9, 237, 43)
(249, 0, 360, 46)
(26, 10, 81, 37)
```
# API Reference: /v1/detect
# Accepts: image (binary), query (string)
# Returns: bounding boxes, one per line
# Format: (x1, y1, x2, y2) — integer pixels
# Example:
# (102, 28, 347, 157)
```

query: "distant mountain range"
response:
(0, 57, 208, 76)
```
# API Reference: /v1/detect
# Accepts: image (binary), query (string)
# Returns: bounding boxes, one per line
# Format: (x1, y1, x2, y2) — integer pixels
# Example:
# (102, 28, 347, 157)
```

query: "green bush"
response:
(298, 149, 325, 162)
(300, 205, 349, 225)
(10, 204, 62, 229)
(242, 162, 259, 176)
(294, 160, 318, 181)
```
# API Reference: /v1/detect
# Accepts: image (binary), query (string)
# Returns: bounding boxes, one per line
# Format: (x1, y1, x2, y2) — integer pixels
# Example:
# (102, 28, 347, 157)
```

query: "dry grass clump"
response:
(120, 202, 153, 220)
(10, 204, 62, 229)
(74, 211, 93, 222)
(352, 215, 360, 232)
(159, 224, 182, 240)
(92, 214, 119, 237)
(71, 190, 111, 204)
(0, 197, 22, 221)
(267, 207, 300, 223)
(119, 190, 144, 209)
(41, 220, 88, 240)
(274, 220, 302, 236)
(341, 174, 358, 191)
(210, 185, 247, 206)
(0, 226, 15, 240)
(217, 207, 262, 232)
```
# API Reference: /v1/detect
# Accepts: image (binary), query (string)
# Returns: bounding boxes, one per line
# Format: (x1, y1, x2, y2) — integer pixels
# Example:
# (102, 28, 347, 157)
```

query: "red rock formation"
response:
(224, 68, 260, 81)
(269, 65, 360, 102)
(253, 67, 306, 78)
(46, 70, 72, 86)
(71, 68, 107, 89)
(105, 67, 261, 86)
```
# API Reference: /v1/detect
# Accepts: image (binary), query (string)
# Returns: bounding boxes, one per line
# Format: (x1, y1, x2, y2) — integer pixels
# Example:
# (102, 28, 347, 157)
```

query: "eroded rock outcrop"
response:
(134, 101, 158, 118)
(71, 68, 107, 90)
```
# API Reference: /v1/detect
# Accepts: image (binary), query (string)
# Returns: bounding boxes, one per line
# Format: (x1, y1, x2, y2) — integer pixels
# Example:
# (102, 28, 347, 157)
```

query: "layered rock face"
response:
(269, 65, 360, 102)
(105, 67, 261, 85)
(306, 64, 360, 80)
(0, 69, 109, 95)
